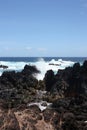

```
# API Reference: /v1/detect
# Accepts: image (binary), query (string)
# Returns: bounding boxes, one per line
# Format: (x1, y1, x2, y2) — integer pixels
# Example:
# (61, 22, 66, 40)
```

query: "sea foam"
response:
(0, 58, 74, 80)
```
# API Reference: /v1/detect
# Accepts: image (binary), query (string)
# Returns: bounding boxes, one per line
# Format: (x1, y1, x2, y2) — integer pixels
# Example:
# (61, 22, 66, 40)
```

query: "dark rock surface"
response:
(44, 61, 87, 97)
(44, 60, 87, 130)
(0, 60, 87, 130)
(0, 65, 8, 69)
(44, 70, 55, 91)
(0, 65, 40, 108)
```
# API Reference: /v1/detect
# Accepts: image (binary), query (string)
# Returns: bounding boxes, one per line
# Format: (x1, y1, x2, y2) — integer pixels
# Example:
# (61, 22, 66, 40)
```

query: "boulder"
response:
(0, 65, 8, 69)
(44, 70, 55, 91)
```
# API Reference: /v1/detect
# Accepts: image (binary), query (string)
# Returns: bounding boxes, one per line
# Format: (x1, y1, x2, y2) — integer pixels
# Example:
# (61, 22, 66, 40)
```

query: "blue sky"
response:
(0, 0, 87, 57)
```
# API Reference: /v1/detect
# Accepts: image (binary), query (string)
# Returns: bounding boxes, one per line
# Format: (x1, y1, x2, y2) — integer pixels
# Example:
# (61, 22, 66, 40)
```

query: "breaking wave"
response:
(0, 58, 74, 80)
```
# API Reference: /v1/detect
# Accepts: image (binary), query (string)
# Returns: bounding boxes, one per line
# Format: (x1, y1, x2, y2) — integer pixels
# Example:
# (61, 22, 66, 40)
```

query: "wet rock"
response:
(0, 65, 8, 69)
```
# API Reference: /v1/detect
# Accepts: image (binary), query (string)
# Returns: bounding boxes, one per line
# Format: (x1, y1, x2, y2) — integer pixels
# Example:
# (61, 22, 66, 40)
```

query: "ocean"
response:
(0, 57, 87, 80)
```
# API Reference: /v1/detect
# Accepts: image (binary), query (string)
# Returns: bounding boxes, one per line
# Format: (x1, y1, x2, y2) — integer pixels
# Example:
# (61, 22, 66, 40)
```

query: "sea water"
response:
(0, 57, 87, 80)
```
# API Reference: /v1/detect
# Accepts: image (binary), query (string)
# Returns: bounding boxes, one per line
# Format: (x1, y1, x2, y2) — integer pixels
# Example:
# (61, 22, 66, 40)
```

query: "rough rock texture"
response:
(0, 104, 60, 130)
(44, 60, 87, 130)
(44, 61, 87, 97)
(44, 70, 55, 91)
(0, 61, 87, 130)
(0, 65, 40, 108)
(52, 94, 87, 130)
(0, 101, 87, 130)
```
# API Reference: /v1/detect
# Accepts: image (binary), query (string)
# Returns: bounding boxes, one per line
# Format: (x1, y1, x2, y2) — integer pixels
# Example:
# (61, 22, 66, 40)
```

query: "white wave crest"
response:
(0, 59, 74, 79)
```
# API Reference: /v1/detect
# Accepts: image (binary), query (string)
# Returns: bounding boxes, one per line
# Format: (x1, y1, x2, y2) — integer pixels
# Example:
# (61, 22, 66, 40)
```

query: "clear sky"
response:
(0, 0, 87, 57)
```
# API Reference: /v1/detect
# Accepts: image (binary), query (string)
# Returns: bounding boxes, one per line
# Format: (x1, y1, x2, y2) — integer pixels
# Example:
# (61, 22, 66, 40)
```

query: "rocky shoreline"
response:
(0, 61, 87, 130)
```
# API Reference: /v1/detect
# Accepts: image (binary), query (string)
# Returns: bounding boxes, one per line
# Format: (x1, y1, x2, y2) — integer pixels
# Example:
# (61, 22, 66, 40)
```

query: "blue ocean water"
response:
(0, 57, 87, 62)
(0, 57, 87, 80)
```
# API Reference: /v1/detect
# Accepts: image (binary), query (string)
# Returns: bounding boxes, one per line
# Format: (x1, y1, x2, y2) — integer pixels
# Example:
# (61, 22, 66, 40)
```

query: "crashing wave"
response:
(0, 58, 75, 80)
